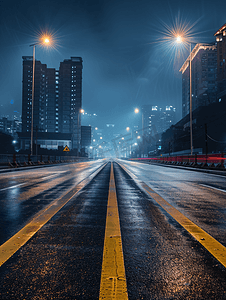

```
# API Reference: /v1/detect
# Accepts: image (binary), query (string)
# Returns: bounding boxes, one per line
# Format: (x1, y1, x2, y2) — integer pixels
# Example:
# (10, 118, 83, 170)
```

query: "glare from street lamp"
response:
(176, 35, 182, 43)
(80, 109, 85, 113)
(39, 33, 53, 48)
(126, 127, 130, 131)
(134, 108, 139, 114)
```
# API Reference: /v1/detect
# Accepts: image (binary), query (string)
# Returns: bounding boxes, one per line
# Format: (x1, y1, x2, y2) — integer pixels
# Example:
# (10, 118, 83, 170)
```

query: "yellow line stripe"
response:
(99, 163, 128, 300)
(119, 163, 226, 269)
(0, 163, 107, 267)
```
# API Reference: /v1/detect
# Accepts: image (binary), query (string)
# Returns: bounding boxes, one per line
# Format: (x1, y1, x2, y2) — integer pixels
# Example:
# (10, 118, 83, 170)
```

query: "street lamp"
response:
(134, 108, 144, 157)
(134, 108, 144, 137)
(176, 36, 193, 155)
(77, 108, 84, 155)
(126, 127, 132, 158)
(29, 35, 51, 155)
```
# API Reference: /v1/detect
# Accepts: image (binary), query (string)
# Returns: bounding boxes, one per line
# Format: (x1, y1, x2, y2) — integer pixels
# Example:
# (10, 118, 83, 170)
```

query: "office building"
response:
(180, 43, 217, 118)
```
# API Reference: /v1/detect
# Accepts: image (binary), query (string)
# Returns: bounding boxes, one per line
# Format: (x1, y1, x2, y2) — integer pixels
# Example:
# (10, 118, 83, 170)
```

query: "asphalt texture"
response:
(113, 162, 226, 299)
(0, 162, 111, 299)
(0, 160, 226, 299)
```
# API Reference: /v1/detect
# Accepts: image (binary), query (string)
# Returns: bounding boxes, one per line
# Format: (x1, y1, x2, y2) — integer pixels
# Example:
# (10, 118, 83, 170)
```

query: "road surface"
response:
(0, 159, 226, 299)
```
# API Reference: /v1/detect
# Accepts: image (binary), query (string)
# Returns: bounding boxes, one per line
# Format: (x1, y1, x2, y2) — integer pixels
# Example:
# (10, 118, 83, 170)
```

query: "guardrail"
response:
(0, 153, 89, 168)
(131, 153, 226, 169)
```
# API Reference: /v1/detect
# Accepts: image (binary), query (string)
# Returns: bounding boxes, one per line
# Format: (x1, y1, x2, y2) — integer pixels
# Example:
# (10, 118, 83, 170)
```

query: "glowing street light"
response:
(44, 37, 50, 44)
(29, 33, 52, 155)
(176, 35, 182, 44)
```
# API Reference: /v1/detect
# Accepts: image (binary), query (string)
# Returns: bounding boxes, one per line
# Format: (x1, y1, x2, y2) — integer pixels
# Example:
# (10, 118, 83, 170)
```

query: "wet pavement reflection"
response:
(114, 162, 226, 299)
(0, 161, 104, 245)
(0, 160, 226, 299)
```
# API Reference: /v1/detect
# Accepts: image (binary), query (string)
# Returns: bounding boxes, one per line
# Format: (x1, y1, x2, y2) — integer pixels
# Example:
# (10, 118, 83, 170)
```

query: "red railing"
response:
(131, 153, 226, 166)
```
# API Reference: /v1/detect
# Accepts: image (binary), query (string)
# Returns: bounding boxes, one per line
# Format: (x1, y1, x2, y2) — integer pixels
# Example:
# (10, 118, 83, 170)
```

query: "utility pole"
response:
(205, 123, 208, 164)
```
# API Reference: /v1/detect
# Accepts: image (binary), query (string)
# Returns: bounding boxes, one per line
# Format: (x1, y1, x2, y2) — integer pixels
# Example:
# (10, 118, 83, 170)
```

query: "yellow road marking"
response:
(119, 163, 226, 269)
(99, 163, 128, 300)
(0, 163, 107, 267)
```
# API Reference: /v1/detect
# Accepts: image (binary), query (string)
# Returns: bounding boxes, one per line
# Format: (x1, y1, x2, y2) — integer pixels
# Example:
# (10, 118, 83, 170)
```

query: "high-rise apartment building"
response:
(21, 56, 83, 150)
(22, 57, 46, 133)
(214, 24, 226, 101)
(180, 43, 217, 118)
(58, 57, 83, 148)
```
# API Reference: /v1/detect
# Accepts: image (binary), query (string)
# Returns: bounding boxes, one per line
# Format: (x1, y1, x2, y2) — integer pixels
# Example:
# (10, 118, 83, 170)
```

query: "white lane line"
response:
(0, 183, 26, 192)
(199, 184, 226, 193)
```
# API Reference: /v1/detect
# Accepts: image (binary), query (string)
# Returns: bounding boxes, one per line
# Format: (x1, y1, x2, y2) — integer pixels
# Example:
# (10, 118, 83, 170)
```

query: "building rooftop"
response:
(179, 43, 216, 74)
(214, 24, 226, 36)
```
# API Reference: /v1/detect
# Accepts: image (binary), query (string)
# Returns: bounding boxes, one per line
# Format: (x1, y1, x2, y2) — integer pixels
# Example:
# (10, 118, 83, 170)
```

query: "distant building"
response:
(0, 116, 21, 136)
(17, 132, 72, 151)
(141, 105, 153, 135)
(81, 126, 91, 148)
(21, 56, 83, 151)
(180, 43, 217, 118)
(161, 99, 226, 154)
(214, 24, 226, 101)
(142, 104, 176, 135)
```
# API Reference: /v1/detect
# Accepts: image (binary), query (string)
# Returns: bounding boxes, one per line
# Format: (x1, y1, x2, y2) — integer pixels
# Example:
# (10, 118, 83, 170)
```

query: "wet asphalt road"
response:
(0, 159, 226, 299)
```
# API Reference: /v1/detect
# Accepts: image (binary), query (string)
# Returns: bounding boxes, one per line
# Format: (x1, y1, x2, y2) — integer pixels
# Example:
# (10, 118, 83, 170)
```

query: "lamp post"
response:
(77, 108, 84, 155)
(29, 36, 51, 155)
(176, 36, 193, 155)
(189, 42, 193, 155)
(134, 108, 144, 157)
(126, 127, 133, 158)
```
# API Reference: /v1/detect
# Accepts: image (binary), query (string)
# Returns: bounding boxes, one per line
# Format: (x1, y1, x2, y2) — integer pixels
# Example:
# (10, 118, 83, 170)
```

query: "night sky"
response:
(0, 0, 225, 133)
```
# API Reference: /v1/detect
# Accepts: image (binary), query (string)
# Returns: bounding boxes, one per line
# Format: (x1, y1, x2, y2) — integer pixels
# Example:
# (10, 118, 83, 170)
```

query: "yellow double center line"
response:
(99, 163, 128, 299)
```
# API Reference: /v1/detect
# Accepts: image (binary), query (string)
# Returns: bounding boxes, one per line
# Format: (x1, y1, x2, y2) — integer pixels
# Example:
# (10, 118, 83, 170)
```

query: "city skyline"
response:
(1, 0, 226, 134)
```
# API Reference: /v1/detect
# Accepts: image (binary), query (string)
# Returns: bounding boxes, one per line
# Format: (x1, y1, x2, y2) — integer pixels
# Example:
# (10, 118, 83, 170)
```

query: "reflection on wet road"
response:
(0, 159, 226, 299)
